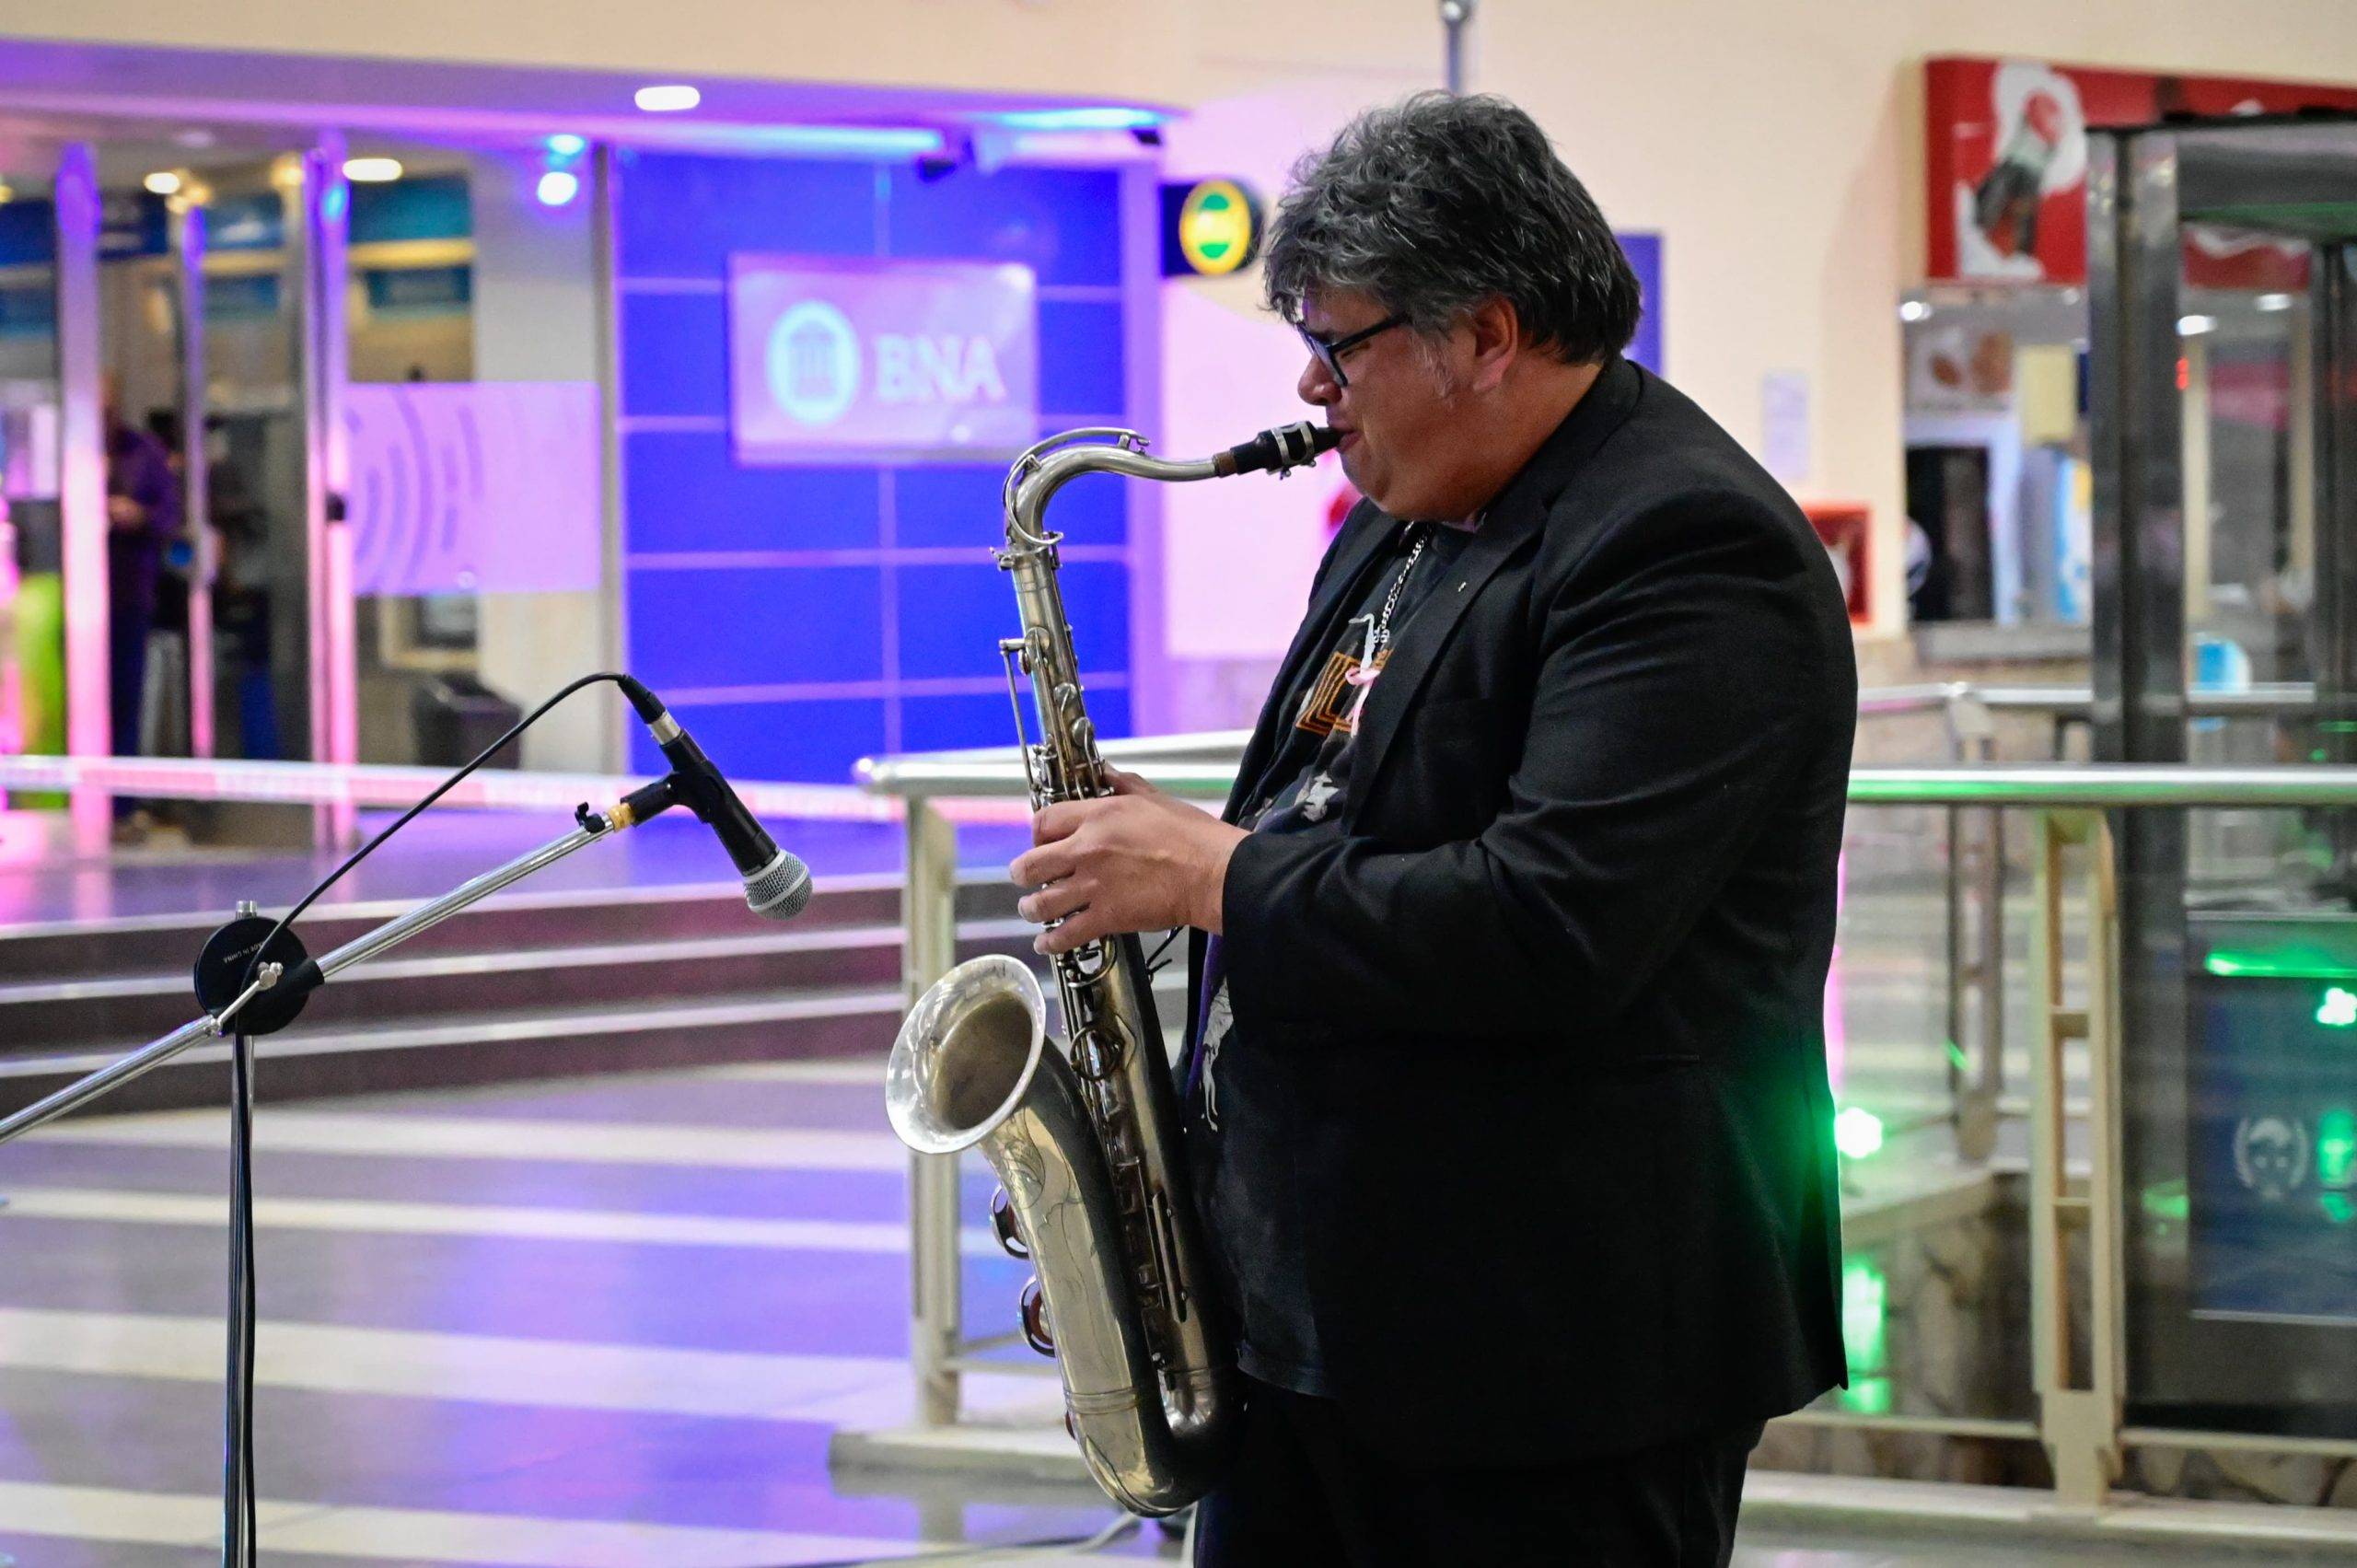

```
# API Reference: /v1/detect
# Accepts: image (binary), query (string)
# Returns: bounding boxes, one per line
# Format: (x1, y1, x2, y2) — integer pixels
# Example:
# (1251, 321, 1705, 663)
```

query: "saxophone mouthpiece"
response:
(1215, 421, 1342, 478)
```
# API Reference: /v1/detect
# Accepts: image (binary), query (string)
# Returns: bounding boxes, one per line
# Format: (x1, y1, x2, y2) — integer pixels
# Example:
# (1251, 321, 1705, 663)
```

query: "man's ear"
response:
(1464, 296, 1519, 393)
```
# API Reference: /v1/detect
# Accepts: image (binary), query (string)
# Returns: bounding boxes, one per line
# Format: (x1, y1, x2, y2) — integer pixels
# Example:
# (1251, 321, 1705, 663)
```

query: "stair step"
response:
(0, 984, 913, 1119)
(0, 874, 1020, 982)
(0, 920, 1039, 1053)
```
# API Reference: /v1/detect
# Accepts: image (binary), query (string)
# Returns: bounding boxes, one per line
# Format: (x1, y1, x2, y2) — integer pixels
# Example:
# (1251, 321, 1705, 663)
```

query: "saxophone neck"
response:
(1004, 422, 1340, 550)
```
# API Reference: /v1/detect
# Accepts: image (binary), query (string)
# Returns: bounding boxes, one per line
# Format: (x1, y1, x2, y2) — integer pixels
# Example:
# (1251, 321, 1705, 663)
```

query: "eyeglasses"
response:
(1297, 313, 1407, 389)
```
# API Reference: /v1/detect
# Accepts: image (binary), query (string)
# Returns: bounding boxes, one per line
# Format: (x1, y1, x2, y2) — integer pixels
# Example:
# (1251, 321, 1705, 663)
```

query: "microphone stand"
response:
(0, 780, 687, 1567)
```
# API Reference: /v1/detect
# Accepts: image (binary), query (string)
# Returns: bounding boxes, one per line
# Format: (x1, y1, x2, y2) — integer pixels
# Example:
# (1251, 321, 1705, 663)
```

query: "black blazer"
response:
(1188, 357, 1855, 1465)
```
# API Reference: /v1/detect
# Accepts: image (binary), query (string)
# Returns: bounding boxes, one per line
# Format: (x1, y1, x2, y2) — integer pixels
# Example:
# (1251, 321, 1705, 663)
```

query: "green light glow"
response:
(1837, 1257, 1891, 1413)
(2204, 950, 2357, 981)
(1833, 1106, 1885, 1160)
(1944, 1040, 1970, 1074)
(1840, 1257, 1888, 1375)
(2321, 989, 2357, 1028)
(2319, 1108, 2356, 1188)
(1839, 1376, 1895, 1415)
(2142, 1179, 2191, 1225)
(2326, 1192, 2356, 1225)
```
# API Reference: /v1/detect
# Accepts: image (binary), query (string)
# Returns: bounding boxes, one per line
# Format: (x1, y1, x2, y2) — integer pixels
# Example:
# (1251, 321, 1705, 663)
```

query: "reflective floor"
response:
(0, 819, 2145, 1565)
(0, 1051, 2223, 1568)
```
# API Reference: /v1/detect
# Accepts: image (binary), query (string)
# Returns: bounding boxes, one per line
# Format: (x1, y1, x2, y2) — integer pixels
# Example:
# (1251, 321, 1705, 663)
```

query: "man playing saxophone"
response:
(1011, 93, 1855, 1565)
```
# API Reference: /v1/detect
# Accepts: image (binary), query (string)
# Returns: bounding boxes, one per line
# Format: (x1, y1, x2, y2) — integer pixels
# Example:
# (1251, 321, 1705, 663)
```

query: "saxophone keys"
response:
(990, 1188, 1030, 1260)
(1019, 1276, 1057, 1356)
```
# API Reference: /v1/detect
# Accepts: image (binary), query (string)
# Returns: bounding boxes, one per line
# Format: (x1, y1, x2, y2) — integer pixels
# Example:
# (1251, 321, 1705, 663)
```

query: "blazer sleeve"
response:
(1218, 493, 1832, 1039)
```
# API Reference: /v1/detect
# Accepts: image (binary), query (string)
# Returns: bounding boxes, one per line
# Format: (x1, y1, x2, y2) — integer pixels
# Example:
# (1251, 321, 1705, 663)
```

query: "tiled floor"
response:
(0, 1051, 2270, 1568)
(0, 823, 2179, 1564)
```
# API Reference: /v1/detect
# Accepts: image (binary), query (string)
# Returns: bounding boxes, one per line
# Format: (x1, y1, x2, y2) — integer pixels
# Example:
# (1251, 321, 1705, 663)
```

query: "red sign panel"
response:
(1926, 57, 2357, 288)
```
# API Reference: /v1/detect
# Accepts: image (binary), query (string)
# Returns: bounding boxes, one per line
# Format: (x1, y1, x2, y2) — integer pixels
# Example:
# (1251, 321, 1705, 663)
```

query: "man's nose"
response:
(1297, 355, 1339, 406)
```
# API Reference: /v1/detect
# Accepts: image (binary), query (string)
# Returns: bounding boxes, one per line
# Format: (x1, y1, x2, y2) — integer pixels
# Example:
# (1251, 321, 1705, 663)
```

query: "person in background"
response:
(104, 377, 180, 826)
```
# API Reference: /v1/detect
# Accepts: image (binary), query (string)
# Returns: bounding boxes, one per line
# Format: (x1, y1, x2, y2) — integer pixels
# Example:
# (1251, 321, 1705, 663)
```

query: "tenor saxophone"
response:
(886, 421, 1337, 1515)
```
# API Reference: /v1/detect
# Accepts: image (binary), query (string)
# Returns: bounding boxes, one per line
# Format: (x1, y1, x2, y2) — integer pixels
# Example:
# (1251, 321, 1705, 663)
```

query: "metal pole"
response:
(296, 134, 354, 849)
(176, 203, 215, 760)
(222, 899, 259, 1568)
(52, 143, 109, 849)
(590, 144, 628, 774)
(1440, 0, 1476, 95)
(904, 798, 964, 1425)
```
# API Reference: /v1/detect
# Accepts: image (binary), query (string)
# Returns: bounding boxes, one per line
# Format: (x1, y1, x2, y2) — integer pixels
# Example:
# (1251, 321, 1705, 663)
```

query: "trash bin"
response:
(412, 672, 523, 770)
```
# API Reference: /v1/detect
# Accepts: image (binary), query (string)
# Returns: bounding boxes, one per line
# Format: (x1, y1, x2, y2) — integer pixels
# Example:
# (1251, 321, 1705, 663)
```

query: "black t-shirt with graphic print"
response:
(1188, 517, 1473, 1399)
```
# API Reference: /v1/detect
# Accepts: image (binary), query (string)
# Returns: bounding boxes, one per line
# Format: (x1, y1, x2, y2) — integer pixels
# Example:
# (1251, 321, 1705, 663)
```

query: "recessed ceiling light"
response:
(343, 157, 403, 183)
(1898, 300, 1931, 323)
(2177, 314, 2217, 336)
(547, 133, 587, 157)
(143, 170, 182, 195)
(634, 84, 702, 112)
(2257, 293, 2296, 312)
(536, 169, 581, 207)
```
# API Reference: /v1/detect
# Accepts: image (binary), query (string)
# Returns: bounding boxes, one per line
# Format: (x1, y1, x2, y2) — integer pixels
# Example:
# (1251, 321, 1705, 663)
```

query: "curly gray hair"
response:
(1263, 93, 1641, 366)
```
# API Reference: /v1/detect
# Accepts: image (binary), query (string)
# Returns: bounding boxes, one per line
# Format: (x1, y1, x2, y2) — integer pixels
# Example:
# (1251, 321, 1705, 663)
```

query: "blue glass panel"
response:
(626, 564, 883, 689)
(894, 563, 1016, 682)
(899, 691, 1021, 755)
(627, 432, 881, 552)
(891, 466, 1000, 551)
(365, 265, 471, 312)
(881, 164, 1121, 287)
(621, 291, 729, 420)
(1039, 299, 1124, 417)
(618, 152, 879, 279)
(1050, 558, 1132, 675)
(0, 200, 55, 267)
(896, 558, 1127, 681)
(627, 695, 888, 785)
(351, 174, 472, 244)
(891, 463, 1125, 551)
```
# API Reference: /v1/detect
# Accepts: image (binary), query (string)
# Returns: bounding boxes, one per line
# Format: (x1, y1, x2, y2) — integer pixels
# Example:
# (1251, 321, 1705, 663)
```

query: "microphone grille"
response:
(744, 850, 814, 922)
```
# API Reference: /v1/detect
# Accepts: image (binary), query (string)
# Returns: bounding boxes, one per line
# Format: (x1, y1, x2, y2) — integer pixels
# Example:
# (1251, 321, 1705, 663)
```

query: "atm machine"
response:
(2091, 112, 2357, 1434)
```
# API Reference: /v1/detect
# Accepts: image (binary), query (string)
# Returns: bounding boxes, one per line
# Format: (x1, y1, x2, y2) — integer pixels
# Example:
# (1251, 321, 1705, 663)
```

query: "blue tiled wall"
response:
(617, 150, 1138, 782)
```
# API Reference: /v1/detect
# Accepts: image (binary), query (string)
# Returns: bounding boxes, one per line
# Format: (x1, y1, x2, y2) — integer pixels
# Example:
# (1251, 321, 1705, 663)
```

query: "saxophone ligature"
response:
(886, 420, 1338, 1515)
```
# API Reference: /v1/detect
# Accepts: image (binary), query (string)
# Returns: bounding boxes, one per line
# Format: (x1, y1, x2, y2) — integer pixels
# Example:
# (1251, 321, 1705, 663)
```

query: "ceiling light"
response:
(996, 106, 1163, 132)
(2178, 314, 2217, 336)
(143, 170, 182, 196)
(1898, 300, 1931, 323)
(2257, 293, 2296, 312)
(634, 84, 701, 112)
(536, 169, 581, 207)
(343, 157, 403, 183)
(547, 133, 587, 158)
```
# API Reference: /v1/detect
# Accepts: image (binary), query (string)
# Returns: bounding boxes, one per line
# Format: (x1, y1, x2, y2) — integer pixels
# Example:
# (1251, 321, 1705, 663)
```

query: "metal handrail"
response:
(859, 756, 2357, 809)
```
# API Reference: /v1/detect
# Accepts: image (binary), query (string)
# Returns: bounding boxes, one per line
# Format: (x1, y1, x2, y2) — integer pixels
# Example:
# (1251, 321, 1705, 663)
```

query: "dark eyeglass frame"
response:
(1298, 313, 1408, 389)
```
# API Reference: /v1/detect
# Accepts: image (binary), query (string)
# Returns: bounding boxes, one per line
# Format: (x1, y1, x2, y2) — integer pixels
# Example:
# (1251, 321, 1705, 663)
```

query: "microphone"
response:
(616, 678, 813, 922)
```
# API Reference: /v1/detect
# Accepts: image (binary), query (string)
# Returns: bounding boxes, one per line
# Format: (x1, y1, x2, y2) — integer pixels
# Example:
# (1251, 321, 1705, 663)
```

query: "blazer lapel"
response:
(1342, 357, 1644, 811)
(1224, 505, 1403, 820)
(1343, 498, 1542, 808)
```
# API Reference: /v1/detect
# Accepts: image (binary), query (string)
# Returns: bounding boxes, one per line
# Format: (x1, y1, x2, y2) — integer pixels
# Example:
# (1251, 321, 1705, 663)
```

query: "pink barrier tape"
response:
(0, 753, 945, 823)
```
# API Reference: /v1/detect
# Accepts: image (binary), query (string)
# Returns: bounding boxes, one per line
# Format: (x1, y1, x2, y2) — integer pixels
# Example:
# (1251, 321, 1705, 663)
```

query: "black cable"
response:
(218, 669, 637, 1559)
(232, 670, 636, 1007)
